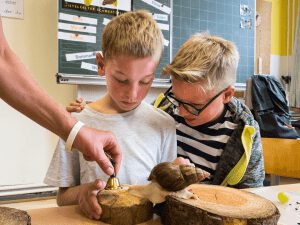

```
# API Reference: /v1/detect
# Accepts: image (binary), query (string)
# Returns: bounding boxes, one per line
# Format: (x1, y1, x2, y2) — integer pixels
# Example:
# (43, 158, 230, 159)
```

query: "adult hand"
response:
(78, 179, 106, 220)
(73, 126, 122, 176)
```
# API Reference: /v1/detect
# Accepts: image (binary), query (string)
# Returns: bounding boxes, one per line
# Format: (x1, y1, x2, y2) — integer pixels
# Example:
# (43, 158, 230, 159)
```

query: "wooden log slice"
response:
(162, 184, 280, 225)
(0, 206, 31, 225)
(97, 186, 153, 225)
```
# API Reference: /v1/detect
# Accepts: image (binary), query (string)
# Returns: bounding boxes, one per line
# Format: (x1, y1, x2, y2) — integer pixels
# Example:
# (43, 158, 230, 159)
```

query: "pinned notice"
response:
(141, 0, 171, 14)
(81, 62, 98, 72)
(65, 0, 131, 12)
(151, 13, 168, 21)
(66, 51, 102, 61)
(0, 0, 23, 19)
(58, 31, 96, 43)
(59, 22, 97, 34)
(157, 22, 169, 31)
(59, 12, 98, 25)
(103, 18, 111, 25)
(164, 39, 169, 47)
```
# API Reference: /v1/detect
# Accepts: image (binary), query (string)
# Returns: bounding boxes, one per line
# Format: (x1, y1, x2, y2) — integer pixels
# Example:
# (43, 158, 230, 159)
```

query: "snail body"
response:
(148, 162, 210, 192)
(129, 161, 210, 204)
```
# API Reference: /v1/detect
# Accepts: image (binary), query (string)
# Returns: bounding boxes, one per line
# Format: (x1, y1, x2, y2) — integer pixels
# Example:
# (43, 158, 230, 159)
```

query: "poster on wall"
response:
(0, 0, 24, 19)
(62, 0, 132, 16)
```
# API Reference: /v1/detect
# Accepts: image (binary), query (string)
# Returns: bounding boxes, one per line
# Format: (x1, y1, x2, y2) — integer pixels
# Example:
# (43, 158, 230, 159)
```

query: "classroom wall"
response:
(0, 1, 76, 187)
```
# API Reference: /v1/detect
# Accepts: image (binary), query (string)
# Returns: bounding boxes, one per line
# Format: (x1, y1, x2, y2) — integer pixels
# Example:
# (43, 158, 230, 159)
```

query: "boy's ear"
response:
(223, 85, 235, 103)
(96, 53, 105, 76)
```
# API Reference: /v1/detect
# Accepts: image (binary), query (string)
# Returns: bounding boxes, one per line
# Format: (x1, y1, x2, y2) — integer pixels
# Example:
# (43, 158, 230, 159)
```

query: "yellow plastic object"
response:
(113, 0, 118, 7)
(221, 125, 255, 186)
(153, 93, 172, 111)
(84, 0, 93, 6)
(277, 192, 289, 204)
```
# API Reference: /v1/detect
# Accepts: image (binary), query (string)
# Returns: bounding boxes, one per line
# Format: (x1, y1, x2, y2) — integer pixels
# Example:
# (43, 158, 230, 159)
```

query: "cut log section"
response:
(161, 184, 280, 225)
(0, 207, 31, 225)
(97, 186, 153, 225)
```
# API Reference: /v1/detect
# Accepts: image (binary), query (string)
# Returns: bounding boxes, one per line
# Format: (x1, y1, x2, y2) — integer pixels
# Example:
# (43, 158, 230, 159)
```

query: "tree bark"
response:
(97, 187, 153, 225)
(0, 207, 31, 225)
(161, 184, 280, 225)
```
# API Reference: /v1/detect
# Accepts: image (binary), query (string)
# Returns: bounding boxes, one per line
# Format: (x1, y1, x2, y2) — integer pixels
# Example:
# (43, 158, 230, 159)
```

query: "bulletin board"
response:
(56, 0, 172, 86)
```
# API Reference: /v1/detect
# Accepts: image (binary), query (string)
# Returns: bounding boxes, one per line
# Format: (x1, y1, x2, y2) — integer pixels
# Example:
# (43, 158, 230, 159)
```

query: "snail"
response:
(102, 0, 117, 6)
(129, 162, 210, 204)
(148, 162, 210, 192)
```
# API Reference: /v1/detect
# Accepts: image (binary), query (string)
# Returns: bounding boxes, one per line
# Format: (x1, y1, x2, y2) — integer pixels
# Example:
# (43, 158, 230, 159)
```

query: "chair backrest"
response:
(262, 138, 300, 178)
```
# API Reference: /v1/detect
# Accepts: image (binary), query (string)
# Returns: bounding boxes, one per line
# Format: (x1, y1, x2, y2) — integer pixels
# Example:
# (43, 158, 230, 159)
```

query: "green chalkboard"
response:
(57, 0, 172, 86)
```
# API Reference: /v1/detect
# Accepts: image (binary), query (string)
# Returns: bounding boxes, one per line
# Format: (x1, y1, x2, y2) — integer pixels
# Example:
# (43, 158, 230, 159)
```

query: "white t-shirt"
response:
(44, 101, 177, 186)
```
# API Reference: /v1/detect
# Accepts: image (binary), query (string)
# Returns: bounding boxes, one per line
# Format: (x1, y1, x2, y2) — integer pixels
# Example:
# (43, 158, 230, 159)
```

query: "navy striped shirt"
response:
(174, 106, 238, 179)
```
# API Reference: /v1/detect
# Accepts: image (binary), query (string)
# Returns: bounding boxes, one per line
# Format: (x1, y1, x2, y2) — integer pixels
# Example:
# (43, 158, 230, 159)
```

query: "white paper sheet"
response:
(59, 22, 97, 34)
(163, 39, 169, 47)
(151, 13, 168, 21)
(103, 18, 110, 25)
(141, 0, 171, 14)
(59, 12, 98, 25)
(65, 0, 131, 12)
(58, 31, 96, 43)
(157, 22, 169, 31)
(81, 62, 98, 72)
(0, 0, 23, 19)
(251, 188, 300, 225)
(66, 51, 102, 61)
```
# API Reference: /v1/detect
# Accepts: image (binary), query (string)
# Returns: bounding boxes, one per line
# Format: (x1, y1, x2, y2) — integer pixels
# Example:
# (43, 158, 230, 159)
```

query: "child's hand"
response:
(78, 179, 106, 220)
(66, 98, 85, 113)
(173, 157, 195, 166)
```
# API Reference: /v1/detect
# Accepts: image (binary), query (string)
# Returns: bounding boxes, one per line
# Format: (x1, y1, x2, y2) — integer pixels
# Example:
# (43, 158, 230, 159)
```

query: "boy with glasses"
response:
(155, 33, 264, 188)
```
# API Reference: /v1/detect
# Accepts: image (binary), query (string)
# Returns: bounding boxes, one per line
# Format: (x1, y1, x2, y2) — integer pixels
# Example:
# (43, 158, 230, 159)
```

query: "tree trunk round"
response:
(0, 207, 31, 225)
(97, 186, 153, 225)
(161, 184, 280, 225)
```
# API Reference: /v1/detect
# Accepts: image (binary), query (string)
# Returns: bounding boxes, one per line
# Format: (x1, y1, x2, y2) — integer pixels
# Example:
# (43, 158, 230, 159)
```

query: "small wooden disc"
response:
(162, 184, 280, 225)
(97, 186, 153, 225)
(0, 207, 31, 225)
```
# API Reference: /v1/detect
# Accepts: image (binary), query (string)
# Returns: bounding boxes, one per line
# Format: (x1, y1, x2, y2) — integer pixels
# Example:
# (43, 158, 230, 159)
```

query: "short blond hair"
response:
(162, 33, 239, 92)
(102, 10, 163, 62)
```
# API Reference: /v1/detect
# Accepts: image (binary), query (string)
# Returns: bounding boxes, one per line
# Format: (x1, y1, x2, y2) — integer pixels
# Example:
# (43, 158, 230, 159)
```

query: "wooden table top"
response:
(2, 183, 300, 225)
(28, 205, 162, 225)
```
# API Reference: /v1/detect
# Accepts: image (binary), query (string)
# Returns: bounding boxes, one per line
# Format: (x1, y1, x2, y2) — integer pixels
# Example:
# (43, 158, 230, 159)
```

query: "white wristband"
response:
(65, 121, 85, 151)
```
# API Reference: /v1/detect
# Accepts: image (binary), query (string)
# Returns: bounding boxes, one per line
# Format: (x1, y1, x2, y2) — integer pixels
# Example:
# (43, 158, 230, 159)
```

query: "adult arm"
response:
(0, 17, 121, 175)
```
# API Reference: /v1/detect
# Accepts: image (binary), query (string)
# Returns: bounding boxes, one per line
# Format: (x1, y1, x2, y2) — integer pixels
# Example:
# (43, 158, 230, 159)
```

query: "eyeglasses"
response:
(165, 87, 226, 116)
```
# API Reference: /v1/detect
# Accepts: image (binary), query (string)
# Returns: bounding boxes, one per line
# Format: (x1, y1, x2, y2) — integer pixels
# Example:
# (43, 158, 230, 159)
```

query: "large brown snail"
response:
(148, 162, 210, 192)
(129, 162, 210, 203)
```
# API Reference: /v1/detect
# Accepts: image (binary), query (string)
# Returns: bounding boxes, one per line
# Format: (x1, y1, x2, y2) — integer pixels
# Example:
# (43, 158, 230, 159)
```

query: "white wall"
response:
(0, 1, 76, 187)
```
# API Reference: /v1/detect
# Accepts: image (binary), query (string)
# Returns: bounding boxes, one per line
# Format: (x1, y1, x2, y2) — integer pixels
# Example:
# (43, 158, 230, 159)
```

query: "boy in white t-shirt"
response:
(44, 10, 177, 220)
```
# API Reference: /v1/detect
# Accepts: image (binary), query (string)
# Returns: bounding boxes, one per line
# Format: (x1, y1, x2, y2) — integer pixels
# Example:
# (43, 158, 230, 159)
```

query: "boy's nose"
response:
(126, 84, 139, 101)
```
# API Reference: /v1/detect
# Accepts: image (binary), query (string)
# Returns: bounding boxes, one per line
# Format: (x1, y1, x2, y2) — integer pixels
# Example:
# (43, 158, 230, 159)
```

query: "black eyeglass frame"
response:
(165, 86, 226, 116)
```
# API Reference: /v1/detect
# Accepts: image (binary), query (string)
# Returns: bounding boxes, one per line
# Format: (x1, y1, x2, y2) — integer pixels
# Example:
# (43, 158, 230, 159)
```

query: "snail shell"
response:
(103, 0, 116, 5)
(148, 162, 210, 192)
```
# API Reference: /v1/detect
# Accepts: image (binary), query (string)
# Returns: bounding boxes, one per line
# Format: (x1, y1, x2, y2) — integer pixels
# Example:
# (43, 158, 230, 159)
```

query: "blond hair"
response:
(102, 10, 163, 62)
(162, 33, 239, 92)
